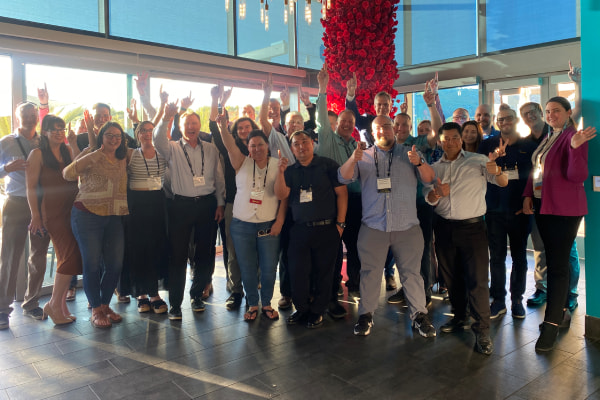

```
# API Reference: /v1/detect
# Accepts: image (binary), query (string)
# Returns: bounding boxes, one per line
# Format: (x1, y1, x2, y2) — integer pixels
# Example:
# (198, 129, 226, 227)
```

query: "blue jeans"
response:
(71, 208, 124, 309)
(230, 218, 280, 308)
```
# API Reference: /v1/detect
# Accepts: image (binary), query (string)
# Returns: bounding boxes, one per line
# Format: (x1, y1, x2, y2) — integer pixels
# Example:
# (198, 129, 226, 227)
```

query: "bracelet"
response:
(426, 103, 434, 108)
(40, 103, 48, 107)
(180, 107, 187, 112)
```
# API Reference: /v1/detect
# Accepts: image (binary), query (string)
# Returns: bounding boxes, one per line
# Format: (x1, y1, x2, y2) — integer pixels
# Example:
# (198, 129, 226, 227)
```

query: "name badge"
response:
(300, 189, 313, 203)
(377, 178, 392, 193)
(250, 190, 265, 205)
(147, 177, 162, 190)
(193, 176, 205, 187)
(505, 168, 519, 181)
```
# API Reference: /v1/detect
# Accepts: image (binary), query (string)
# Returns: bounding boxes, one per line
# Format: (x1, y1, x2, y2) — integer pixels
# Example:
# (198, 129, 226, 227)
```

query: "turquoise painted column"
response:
(582, 0, 600, 338)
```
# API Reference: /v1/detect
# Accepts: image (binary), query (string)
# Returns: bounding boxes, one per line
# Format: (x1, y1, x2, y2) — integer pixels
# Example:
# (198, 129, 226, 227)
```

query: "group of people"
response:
(0, 63, 594, 356)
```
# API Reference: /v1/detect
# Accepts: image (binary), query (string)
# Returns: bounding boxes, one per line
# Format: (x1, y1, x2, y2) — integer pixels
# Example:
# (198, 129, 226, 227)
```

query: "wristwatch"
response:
(336, 221, 347, 229)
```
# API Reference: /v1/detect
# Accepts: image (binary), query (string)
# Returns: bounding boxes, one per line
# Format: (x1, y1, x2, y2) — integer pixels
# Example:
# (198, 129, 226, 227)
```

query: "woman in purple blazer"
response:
(523, 96, 596, 352)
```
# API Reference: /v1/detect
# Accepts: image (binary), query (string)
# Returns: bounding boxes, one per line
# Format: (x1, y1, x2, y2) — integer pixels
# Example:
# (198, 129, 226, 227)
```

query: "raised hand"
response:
(221, 86, 233, 106)
(568, 60, 581, 83)
(423, 82, 435, 106)
(163, 101, 179, 121)
(486, 148, 502, 175)
(434, 177, 450, 197)
(277, 150, 288, 172)
(571, 126, 597, 149)
(67, 122, 76, 144)
(216, 112, 229, 131)
(429, 72, 439, 95)
(37, 82, 49, 106)
(134, 71, 149, 96)
(280, 86, 290, 106)
(489, 137, 508, 162)
(400, 94, 408, 114)
(318, 63, 329, 92)
(126, 98, 139, 125)
(346, 72, 357, 98)
(263, 74, 273, 96)
(159, 84, 169, 104)
(300, 90, 311, 106)
(181, 91, 194, 110)
(407, 145, 421, 165)
(83, 109, 96, 135)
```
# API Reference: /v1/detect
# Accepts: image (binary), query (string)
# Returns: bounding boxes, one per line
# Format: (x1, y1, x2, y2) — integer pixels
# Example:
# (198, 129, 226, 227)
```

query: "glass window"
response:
(410, 0, 477, 65)
(109, 0, 231, 55)
(237, 0, 294, 66)
(297, 0, 325, 69)
(25, 64, 128, 131)
(0, 0, 101, 32)
(394, 7, 405, 67)
(486, 0, 577, 52)
(412, 84, 479, 131)
(0, 56, 12, 138)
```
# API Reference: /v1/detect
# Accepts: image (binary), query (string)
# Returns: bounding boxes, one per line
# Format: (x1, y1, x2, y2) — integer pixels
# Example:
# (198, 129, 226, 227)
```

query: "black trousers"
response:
(536, 213, 582, 325)
(338, 193, 362, 293)
(434, 216, 491, 333)
(288, 223, 340, 315)
(487, 211, 531, 303)
(167, 194, 217, 308)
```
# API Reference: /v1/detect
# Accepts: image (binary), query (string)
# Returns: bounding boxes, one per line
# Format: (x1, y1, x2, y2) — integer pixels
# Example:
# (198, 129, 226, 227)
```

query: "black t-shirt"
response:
(478, 135, 538, 213)
(284, 155, 343, 224)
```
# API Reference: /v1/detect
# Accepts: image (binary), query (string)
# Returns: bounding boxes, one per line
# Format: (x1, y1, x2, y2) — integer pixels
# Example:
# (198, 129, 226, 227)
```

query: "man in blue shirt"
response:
(339, 116, 436, 338)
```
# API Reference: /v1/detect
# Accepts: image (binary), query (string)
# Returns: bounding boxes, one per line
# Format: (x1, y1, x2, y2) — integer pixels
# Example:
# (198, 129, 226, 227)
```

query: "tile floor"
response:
(0, 254, 598, 400)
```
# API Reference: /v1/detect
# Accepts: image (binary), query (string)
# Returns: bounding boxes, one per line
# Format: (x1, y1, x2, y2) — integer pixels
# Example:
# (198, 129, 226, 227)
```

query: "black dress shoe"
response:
(225, 293, 243, 311)
(327, 300, 347, 319)
(306, 313, 323, 329)
(527, 289, 547, 307)
(168, 307, 182, 320)
(286, 311, 307, 325)
(474, 332, 493, 355)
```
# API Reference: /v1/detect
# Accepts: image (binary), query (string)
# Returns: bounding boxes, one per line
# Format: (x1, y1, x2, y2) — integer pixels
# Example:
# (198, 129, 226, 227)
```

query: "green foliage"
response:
(0, 115, 11, 138)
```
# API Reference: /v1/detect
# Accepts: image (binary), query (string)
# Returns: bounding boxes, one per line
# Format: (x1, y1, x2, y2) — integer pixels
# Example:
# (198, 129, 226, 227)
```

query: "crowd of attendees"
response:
(0, 62, 594, 355)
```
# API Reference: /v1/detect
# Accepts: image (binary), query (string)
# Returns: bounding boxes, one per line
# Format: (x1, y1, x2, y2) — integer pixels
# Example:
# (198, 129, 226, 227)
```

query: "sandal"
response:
(102, 304, 122, 323)
(261, 308, 279, 320)
(244, 308, 259, 322)
(137, 298, 151, 313)
(91, 307, 112, 329)
(66, 288, 76, 302)
(150, 299, 168, 314)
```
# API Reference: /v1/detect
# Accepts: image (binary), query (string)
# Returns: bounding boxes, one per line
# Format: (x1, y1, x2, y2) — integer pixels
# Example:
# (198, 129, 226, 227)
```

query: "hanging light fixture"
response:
(225, 0, 229, 13)
(239, 0, 246, 19)
(260, 0, 265, 23)
(284, 0, 288, 24)
(289, 0, 295, 15)
(320, 0, 326, 19)
(265, 0, 270, 31)
(305, 0, 312, 25)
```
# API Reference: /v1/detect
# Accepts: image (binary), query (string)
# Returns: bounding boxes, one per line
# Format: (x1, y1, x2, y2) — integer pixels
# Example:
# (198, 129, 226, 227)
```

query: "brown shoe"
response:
(201, 283, 213, 300)
(91, 307, 111, 329)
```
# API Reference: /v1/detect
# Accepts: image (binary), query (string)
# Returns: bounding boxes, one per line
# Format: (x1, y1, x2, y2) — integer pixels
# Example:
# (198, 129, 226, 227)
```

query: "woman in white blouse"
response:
(216, 115, 287, 321)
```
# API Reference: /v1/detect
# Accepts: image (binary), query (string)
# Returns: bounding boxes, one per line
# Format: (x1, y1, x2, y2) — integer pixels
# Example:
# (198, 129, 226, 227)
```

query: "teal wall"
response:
(582, 0, 600, 319)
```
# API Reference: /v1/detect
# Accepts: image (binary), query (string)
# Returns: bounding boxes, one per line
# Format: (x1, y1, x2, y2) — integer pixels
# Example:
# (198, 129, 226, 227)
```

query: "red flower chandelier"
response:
(321, 0, 400, 115)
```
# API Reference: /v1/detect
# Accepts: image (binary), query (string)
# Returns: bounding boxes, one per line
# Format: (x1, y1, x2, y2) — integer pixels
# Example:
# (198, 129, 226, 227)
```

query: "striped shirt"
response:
(127, 148, 167, 190)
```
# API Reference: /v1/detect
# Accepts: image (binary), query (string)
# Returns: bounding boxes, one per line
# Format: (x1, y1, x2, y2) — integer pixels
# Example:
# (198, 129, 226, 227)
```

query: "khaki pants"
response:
(0, 196, 50, 314)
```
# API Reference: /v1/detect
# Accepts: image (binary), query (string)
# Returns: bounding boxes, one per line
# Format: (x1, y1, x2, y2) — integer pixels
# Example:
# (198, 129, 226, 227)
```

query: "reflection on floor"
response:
(0, 253, 598, 400)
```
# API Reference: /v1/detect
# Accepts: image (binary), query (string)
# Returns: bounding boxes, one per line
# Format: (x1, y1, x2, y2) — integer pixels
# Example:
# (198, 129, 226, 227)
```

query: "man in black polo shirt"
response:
(275, 131, 348, 328)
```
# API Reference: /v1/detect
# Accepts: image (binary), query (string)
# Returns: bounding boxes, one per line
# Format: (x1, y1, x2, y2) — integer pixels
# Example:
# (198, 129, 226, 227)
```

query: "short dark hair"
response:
(247, 129, 268, 144)
(327, 110, 338, 119)
(289, 130, 312, 141)
(96, 121, 128, 160)
(93, 102, 111, 114)
(394, 112, 411, 121)
(439, 121, 462, 137)
(231, 117, 260, 139)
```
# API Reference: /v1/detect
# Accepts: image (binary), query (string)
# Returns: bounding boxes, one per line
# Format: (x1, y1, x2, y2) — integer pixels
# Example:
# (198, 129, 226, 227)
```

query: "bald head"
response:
(475, 104, 493, 131)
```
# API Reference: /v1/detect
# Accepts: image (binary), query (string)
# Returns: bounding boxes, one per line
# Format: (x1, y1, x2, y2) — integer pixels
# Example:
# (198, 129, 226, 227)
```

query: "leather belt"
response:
(173, 193, 214, 202)
(439, 216, 484, 225)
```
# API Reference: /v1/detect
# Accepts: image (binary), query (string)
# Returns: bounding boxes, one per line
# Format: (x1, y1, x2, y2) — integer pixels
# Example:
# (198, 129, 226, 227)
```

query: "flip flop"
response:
(244, 309, 258, 321)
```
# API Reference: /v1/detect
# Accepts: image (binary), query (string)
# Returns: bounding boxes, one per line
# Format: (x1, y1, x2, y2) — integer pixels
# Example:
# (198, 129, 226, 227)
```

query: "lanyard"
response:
(179, 139, 204, 177)
(252, 158, 269, 189)
(374, 146, 393, 178)
(140, 148, 160, 177)
(15, 136, 29, 158)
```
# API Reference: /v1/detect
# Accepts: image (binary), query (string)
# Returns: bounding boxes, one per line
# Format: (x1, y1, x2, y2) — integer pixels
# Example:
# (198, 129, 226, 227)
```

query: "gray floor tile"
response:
(43, 386, 100, 400)
(0, 364, 40, 390)
(513, 363, 600, 400)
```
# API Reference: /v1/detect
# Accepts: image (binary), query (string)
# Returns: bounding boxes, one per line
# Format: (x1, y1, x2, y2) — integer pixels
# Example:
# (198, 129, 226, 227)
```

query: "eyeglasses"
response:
(497, 116, 515, 124)
(48, 129, 66, 134)
(522, 110, 539, 117)
(104, 134, 122, 140)
(139, 128, 153, 134)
